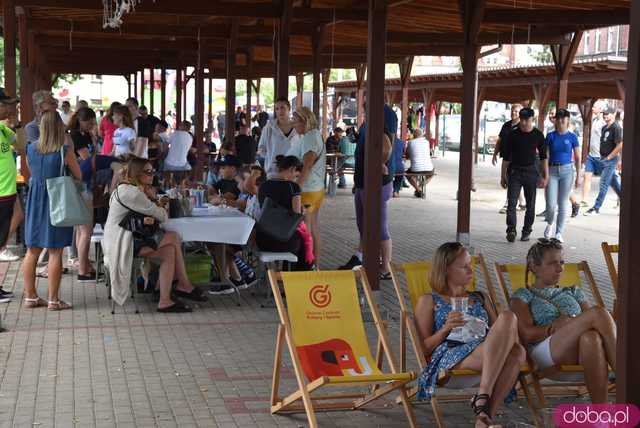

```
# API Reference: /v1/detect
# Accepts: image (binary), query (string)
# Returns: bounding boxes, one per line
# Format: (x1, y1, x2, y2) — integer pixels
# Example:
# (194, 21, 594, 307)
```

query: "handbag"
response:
(46, 146, 91, 227)
(114, 186, 163, 250)
(257, 196, 304, 242)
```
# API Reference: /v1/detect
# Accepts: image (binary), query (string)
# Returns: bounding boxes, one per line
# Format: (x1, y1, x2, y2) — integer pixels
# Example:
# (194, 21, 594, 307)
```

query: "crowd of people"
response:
(494, 101, 623, 243)
(0, 85, 618, 424)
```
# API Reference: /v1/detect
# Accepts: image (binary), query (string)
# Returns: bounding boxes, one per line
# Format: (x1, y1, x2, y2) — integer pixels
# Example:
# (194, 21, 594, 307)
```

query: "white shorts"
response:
(529, 336, 555, 370)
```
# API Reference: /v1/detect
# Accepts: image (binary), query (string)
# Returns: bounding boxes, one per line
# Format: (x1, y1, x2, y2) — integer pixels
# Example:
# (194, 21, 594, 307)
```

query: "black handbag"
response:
(115, 186, 163, 250)
(257, 197, 304, 242)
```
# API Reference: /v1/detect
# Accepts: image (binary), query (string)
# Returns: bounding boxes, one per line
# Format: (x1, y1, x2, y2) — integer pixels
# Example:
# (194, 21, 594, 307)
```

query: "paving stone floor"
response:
(0, 153, 619, 427)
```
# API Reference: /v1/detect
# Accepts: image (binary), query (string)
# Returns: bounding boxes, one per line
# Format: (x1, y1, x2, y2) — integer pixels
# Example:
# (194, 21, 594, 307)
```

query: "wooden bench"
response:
(395, 171, 434, 199)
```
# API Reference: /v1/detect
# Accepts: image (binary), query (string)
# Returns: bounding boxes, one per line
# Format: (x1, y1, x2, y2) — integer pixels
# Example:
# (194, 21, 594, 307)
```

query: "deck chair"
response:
(389, 254, 539, 428)
(601, 242, 619, 316)
(267, 267, 418, 428)
(494, 261, 609, 407)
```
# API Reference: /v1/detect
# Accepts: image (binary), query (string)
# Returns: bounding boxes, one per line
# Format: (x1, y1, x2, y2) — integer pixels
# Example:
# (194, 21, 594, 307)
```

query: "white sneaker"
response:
(555, 233, 564, 243)
(0, 248, 20, 262)
(543, 224, 554, 239)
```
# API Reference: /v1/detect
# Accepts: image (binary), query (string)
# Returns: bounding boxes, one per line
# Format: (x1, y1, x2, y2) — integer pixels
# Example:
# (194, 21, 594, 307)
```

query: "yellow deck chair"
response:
(494, 261, 609, 407)
(268, 267, 418, 428)
(601, 242, 619, 317)
(389, 254, 539, 428)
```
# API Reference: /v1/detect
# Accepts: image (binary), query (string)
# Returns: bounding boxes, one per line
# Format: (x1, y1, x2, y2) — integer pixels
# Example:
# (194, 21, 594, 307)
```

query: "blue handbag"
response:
(46, 146, 91, 227)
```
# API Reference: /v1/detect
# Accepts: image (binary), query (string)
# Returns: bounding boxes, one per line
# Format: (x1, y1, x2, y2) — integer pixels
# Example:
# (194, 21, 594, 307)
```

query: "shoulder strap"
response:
(114, 184, 140, 215)
(59, 145, 66, 177)
(528, 287, 570, 317)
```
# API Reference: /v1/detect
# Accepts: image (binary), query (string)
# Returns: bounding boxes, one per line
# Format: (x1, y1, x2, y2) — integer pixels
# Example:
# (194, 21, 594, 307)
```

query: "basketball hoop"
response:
(102, 0, 142, 29)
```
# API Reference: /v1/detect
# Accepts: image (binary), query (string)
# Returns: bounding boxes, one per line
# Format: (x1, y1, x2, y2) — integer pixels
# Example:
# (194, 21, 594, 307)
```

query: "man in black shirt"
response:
(584, 107, 623, 215)
(138, 106, 160, 139)
(234, 125, 258, 166)
(501, 107, 548, 242)
(493, 104, 526, 213)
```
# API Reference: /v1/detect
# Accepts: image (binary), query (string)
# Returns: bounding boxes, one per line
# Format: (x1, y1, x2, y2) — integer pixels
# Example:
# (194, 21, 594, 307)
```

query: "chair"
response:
(108, 257, 142, 314)
(601, 242, 618, 294)
(90, 225, 105, 286)
(493, 261, 608, 407)
(257, 251, 298, 307)
(389, 254, 539, 428)
(267, 267, 418, 428)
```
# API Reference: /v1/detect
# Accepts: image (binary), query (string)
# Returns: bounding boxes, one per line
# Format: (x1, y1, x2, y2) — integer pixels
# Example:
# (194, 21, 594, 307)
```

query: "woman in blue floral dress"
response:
(414, 242, 525, 428)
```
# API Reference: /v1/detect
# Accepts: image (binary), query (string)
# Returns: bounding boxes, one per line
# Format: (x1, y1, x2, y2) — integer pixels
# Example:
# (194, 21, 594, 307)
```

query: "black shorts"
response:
(0, 195, 16, 248)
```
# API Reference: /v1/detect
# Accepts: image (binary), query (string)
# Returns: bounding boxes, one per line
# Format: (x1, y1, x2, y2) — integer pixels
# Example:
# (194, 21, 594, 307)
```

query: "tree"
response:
(530, 45, 553, 63)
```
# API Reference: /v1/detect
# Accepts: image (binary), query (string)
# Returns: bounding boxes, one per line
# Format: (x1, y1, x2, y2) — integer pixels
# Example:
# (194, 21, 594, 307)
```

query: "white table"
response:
(162, 209, 255, 304)
(163, 209, 255, 245)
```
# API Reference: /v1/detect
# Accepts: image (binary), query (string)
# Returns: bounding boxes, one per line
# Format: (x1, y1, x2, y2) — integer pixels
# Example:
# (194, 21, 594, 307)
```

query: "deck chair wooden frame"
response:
(389, 254, 539, 428)
(494, 260, 609, 408)
(601, 242, 619, 318)
(268, 266, 418, 428)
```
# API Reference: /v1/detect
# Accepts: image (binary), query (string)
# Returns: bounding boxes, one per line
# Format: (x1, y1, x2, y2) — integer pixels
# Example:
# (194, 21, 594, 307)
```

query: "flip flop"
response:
(48, 300, 72, 311)
(173, 286, 208, 302)
(157, 300, 192, 313)
(24, 297, 48, 308)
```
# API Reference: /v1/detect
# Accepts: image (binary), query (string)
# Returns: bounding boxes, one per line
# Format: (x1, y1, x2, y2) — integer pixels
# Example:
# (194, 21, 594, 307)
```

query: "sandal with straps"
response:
(470, 393, 492, 427)
(24, 297, 48, 308)
(48, 300, 72, 311)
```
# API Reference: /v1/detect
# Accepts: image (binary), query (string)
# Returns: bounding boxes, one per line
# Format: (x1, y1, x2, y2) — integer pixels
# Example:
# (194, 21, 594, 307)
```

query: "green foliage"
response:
(530, 45, 553, 63)
(52, 74, 82, 89)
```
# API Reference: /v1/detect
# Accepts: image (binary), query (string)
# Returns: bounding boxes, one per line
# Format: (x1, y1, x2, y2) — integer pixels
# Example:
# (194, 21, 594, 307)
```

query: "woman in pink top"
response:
(100, 101, 121, 155)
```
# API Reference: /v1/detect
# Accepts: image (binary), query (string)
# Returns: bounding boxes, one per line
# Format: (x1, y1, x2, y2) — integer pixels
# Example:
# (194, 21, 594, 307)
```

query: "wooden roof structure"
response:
(0, 0, 631, 78)
(330, 57, 627, 104)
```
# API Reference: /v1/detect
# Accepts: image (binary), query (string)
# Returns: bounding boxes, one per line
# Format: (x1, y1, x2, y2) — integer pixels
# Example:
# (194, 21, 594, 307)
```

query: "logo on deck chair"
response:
(309, 284, 331, 308)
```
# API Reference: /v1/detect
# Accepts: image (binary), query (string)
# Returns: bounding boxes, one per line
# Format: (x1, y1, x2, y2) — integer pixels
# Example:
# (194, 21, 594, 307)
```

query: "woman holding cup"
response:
(414, 242, 525, 428)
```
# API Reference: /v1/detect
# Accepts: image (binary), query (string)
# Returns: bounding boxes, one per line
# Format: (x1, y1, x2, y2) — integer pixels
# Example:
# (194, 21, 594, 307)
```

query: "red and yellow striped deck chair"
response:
(389, 254, 538, 428)
(494, 261, 610, 407)
(268, 267, 418, 428)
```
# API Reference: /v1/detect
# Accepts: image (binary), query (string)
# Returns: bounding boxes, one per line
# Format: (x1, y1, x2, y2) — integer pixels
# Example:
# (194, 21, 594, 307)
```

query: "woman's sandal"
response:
(48, 300, 72, 311)
(173, 286, 208, 302)
(471, 393, 492, 427)
(24, 297, 48, 308)
(157, 300, 192, 313)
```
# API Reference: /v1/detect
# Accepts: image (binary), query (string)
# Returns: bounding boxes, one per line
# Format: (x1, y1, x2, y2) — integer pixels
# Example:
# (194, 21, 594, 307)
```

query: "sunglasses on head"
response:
(537, 238, 562, 246)
(142, 168, 156, 176)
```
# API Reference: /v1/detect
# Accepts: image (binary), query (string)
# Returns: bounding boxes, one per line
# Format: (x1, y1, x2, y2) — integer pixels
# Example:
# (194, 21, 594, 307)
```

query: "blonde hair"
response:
(32, 90, 53, 114)
(525, 239, 563, 288)
(429, 242, 466, 294)
(38, 111, 66, 154)
(292, 107, 318, 132)
(123, 156, 151, 186)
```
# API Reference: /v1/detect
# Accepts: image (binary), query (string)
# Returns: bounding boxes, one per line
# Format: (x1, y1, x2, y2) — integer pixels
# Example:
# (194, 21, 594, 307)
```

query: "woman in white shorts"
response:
(509, 239, 616, 403)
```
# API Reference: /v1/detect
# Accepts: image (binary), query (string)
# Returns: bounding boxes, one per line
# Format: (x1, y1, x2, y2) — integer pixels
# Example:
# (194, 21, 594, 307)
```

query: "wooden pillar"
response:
(149, 68, 155, 115)
(255, 79, 261, 110)
(133, 72, 138, 100)
(355, 64, 366, 127)
(176, 67, 182, 124)
(434, 101, 441, 148)
(551, 31, 583, 109)
(194, 42, 205, 179)
(616, 80, 626, 103)
(246, 49, 253, 122)
(295, 73, 304, 110)
(577, 99, 593, 164)
(398, 56, 414, 142)
(208, 76, 213, 120)
(422, 88, 435, 139)
(225, 20, 238, 144)
(126, 75, 132, 99)
(617, 0, 640, 404)
(456, 0, 485, 245)
(3, 0, 17, 97)
(321, 69, 330, 141)
(473, 88, 485, 164)
(362, 0, 387, 291)
(532, 82, 552, 131)
(331, 94, 340, 129)
(160, 68, 166, 119)
(276, 0, 291, 99)
(312, 27, 324, 118)
(17, 10, 34, 121)
(182, 68, 188, 121)
(140, 69, 146, 106)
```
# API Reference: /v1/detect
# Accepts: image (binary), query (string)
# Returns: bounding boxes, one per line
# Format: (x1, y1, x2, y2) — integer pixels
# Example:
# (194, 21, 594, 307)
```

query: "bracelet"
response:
(546, 324, 553, 337)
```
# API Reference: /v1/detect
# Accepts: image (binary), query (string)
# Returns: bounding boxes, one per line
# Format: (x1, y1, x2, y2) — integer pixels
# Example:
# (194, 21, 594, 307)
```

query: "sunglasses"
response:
(537, 238, 562, 246)
(142, 169, 156, 176)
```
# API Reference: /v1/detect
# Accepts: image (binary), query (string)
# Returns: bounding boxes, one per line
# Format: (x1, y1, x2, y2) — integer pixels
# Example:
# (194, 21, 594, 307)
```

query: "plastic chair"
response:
(267, 267, 418, 428)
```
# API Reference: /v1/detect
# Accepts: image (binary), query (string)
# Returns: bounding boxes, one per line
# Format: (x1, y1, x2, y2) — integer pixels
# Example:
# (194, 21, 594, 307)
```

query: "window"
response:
(594, 30, 601, 54)
(608, 27, 616, 52)
(583, 32, 590, 55)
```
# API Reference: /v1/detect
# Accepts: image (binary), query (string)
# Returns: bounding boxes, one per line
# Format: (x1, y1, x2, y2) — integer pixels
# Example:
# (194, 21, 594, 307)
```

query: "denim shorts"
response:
(584, 155, 603, 175)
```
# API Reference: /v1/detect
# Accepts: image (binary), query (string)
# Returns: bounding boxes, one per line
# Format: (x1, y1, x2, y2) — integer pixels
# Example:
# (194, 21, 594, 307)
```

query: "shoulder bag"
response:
(46, 146, 91, 227)
(257, 183, 304, 242)
(114, 186, 163, 250)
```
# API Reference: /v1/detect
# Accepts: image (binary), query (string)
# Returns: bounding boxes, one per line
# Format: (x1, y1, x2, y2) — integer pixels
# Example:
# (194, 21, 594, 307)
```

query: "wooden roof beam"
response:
(387, 30, 573, 46)
(483, 8, 629, 26)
